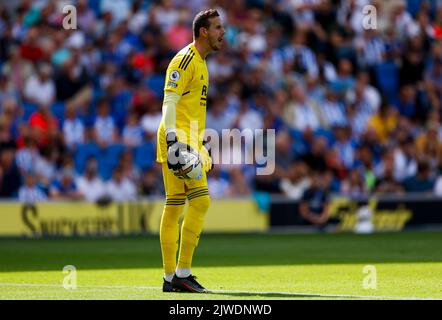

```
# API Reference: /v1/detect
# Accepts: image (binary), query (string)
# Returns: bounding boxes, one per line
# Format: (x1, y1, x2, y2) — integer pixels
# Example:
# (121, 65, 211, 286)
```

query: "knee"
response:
(188, 194, 210, 213)
(161, 196, 185, 225)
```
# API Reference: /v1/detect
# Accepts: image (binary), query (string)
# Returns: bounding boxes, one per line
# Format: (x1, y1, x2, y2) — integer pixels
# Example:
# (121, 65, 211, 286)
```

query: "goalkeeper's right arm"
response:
(162, 91, 193, 170)
(162, 90, 180, 144)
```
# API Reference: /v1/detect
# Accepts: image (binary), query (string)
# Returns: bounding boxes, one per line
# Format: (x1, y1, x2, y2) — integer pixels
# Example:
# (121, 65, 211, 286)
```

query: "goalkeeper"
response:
(156, 9, 225, 293)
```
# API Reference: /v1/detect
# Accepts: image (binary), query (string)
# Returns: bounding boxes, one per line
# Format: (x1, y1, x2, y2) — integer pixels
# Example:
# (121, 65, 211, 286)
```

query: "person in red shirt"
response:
(20, 27, 44, 63)
(29, 105, 59, 148)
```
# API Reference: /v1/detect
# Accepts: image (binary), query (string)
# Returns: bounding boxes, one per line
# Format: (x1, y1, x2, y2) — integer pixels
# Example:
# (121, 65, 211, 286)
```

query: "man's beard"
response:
(209, 38, 220, 51)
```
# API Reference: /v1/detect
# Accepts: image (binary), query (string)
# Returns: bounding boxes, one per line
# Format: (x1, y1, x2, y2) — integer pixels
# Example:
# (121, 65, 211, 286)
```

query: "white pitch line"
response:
(0, 283, 161, 290)
(0, 283, 437, 300)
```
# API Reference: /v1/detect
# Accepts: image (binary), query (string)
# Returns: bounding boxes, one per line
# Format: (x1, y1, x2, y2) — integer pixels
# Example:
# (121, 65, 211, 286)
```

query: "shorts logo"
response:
(170, 70, 180, 81)
(167, 81, 177, 88)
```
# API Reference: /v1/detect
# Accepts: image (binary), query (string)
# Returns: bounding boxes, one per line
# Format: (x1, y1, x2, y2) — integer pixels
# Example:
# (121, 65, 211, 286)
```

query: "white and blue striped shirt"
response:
(18, 186, 47, 204)
(15, 148, 37, 172)
(283, 45, 319, 78)
(350, 99, 376, 137)
(293, 103, 321, 131)
(63, 118, 85, 148)
(360, 36, 385, 67)
(334, 140, 355, 169)
(320, 100, 347, 128)
(94, 116, 116, 144)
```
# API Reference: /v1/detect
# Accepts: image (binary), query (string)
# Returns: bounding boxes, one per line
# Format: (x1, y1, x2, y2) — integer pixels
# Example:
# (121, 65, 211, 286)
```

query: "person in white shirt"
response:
(122, 112, 144, 147)
(280, 161, 312, 200)
(75, 159, 106, 202)
(284, 83, 322, 131)
(141, 104, 162, 141)
(100, 0, 131, 27)
(24, 63, 55, 107)
(105, 166, 137, 202)
(207, 166, 230, 199)
(393, 138, 418, 182)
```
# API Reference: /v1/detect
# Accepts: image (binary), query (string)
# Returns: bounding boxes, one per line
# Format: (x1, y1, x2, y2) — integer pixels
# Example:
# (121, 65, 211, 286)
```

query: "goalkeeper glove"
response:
(166, 130, 193, 171)
(200, 140, 214, 173)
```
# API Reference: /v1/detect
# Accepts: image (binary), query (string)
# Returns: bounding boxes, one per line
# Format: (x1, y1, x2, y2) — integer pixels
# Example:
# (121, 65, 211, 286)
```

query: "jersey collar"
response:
(190, 42, 204, 62)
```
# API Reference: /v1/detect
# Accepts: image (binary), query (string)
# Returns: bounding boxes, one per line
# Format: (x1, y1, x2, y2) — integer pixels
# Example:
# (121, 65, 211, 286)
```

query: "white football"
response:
(173, 149, 202, 180)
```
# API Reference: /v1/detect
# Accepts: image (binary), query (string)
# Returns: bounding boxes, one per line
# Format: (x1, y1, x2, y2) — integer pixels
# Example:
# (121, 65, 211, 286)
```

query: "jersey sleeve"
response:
(164, 55, 193, 96)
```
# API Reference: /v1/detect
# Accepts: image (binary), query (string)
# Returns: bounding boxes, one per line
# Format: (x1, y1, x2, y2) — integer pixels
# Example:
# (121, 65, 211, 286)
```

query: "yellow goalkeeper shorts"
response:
(161, 162, 208, 196)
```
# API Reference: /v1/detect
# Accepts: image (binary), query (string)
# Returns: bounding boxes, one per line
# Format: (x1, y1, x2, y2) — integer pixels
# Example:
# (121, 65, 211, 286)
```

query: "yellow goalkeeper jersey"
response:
(156, 42, 209, 163)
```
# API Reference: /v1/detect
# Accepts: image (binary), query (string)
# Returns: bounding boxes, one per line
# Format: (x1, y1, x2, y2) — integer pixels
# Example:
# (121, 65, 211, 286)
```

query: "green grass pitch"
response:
(0, 231, 441, 300)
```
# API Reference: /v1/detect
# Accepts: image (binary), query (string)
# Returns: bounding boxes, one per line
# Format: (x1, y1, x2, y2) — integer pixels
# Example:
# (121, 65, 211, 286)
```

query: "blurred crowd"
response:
(1, 0, 442, 203)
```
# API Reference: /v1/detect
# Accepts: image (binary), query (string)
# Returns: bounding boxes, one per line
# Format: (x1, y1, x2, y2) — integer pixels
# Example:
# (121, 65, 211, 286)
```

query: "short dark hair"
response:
(193, 9, 220, 38)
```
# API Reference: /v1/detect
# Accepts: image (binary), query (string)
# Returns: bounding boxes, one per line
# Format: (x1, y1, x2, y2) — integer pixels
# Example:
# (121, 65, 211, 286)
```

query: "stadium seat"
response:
(374, 61, 399, 102)
(22, 101, 38, 121)
(50, 101, 65, 124)
(104, 143, 125, 166)
(88, 0, 101, 16)
(74, 142, 100, 174)
(315, 128, 335, 146)
(97, 157, 115, 180)
(145, 74, 165, 97)
(94, 144, 125, 180)
(134, 142, 155, 171)
(288, 129, 308, 156)
(110, 91, 133, 130)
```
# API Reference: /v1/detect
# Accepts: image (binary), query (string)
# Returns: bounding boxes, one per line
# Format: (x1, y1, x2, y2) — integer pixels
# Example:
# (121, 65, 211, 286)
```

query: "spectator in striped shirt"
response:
(49, 169, 83, 201)
(284, 31, 319, 79)
(320, 87, 347, 128)
(63, 103, 85, 150)
(15, 137, 39, 174)
(347, 80, 380, 138)
(93, 98, 118, 147)
(355, 29, 386, 68)
(332, 125, 356, 170)
(18, 173, 47, 204)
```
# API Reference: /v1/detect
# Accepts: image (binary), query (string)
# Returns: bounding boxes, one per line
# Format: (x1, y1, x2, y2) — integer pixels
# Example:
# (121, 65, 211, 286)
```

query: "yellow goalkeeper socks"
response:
(177, 188, 210, 270)
(160, 195, 186, 274)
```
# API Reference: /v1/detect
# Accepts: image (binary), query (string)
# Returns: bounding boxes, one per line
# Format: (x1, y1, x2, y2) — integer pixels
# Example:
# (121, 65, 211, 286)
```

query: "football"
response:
(173, 149, 203, 180)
